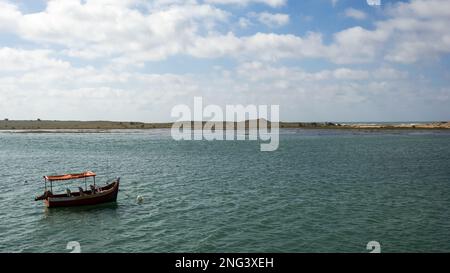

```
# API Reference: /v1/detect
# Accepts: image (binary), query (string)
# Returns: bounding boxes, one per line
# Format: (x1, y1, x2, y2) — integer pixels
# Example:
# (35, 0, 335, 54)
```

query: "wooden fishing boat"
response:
(35, 171, 120, 208)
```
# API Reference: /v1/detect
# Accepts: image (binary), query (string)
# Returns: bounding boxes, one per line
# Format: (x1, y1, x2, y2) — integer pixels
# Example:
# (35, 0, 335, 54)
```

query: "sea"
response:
(0, 129, 449, 253)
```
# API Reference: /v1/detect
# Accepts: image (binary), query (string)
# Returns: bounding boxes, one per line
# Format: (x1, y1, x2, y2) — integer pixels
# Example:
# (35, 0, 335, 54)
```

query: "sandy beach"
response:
(1, 119, 449, 131)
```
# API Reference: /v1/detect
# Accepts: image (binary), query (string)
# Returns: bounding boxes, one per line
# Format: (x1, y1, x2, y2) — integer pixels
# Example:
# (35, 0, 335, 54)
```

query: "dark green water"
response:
(0, 129, 449, 253)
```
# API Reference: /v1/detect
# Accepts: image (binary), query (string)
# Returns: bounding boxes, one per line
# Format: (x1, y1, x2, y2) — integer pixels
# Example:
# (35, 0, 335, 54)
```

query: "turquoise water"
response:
(0, 129, 449, 253)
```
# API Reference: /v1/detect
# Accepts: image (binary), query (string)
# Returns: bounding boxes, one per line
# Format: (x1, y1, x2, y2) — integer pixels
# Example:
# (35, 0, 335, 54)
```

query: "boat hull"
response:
(44, 179, 119, 208)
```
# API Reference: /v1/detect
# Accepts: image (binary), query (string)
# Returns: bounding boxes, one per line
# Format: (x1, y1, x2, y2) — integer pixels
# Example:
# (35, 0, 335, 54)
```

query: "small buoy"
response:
(136, 195, 144, 204)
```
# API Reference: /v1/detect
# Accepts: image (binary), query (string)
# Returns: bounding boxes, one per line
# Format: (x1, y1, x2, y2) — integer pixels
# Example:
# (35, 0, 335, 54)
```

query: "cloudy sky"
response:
(0, 0, 449, 122)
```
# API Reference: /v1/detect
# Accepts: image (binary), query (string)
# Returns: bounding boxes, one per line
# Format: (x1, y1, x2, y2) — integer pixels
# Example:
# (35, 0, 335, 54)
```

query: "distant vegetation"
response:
(0, 120, 172, 130)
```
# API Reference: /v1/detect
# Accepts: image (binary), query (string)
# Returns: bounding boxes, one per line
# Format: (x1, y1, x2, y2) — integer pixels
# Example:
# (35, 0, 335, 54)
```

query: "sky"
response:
(0, 0, 449, 122)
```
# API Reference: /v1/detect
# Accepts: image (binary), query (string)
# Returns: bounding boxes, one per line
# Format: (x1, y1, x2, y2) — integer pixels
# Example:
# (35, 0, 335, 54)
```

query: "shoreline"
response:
(1, 120, 449, 132)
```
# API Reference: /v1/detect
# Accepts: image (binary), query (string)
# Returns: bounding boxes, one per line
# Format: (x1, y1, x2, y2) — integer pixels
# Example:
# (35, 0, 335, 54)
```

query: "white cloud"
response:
(372, 67, 408, 80)
(1, 0, 449, 65)
(250, 12, 290, 28)
(380, 0, 450, 63)
(238, 17, 252, 28)
(187, 32, 326, 61)
(236, 62, 331, 82)
(226, 62, 445, 121)
(328, 26, 389, 64)
(0, 0, 450, 122)
(333, 68, 369, 80)
(236, 62, 393, 82)
(344, 8, 367, 20)
(0, 47, 446, 122)
(0, 47, 199, 121)
(204, 0, 286, 8)
(0, 1, 229, 62)
(388, 0, 450, 18)
(0, 47, 70, 72)
(0, 1, 21, 32)
(0, 0, 318, 64)
(333, 0, 450, 64)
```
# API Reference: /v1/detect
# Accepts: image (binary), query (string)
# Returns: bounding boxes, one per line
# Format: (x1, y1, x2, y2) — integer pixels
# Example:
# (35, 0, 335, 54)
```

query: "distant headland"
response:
(1, 119, 449, 132)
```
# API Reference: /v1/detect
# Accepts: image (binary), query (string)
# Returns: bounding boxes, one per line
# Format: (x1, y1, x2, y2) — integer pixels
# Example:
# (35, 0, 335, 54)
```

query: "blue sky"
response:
(0, 0, 449, 122)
